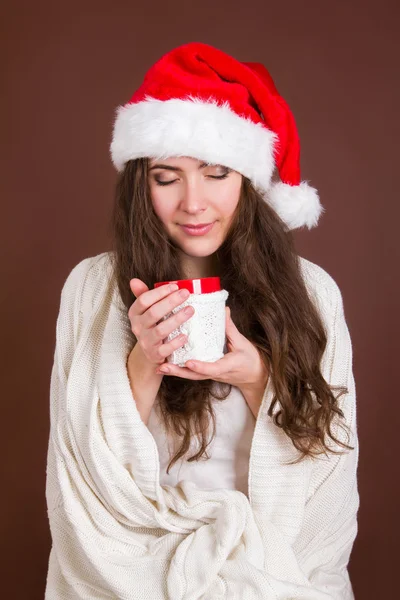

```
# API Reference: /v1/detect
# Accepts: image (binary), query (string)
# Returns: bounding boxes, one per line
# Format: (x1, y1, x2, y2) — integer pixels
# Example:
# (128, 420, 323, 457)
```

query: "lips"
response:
(181, 223, 213, 228)
(179, 222, 215, 236)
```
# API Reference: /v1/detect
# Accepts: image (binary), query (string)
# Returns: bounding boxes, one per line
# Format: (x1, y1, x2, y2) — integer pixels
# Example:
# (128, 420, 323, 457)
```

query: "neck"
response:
(180, 251, 221, 280)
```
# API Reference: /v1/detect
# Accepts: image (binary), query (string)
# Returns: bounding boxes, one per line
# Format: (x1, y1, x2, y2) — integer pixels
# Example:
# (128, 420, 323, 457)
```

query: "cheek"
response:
(150, 188, 174, 223)
(217, 180, 242, 217)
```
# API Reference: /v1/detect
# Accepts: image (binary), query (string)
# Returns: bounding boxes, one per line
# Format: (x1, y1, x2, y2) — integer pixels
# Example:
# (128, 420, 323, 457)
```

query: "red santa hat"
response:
(110, 42, 324, 230)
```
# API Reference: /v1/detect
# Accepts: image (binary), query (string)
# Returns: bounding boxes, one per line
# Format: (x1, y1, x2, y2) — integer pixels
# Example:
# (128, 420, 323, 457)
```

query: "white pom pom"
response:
(266, 181, 325, 230)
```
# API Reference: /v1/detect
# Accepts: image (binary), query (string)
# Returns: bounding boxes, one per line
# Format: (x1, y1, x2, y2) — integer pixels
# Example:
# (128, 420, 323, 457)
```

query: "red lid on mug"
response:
(154, 277, 221, 294)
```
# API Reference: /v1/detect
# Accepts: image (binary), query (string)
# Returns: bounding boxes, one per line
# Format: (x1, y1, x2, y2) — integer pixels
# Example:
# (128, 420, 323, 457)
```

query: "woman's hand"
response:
(155, 306, 269, 406)
(128, 278, 194, 367)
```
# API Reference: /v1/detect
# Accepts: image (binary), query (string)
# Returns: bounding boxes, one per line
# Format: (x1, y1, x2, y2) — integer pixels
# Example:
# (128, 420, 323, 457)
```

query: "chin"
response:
(178, 237, 220, 254)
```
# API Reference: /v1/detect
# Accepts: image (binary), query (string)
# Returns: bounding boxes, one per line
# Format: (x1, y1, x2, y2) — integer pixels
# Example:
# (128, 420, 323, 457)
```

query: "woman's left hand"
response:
(155, 307, 269, 396)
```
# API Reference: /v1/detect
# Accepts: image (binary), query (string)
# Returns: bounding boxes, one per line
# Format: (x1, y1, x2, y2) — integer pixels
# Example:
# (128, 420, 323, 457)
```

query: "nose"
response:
(179, 179, 207, 215)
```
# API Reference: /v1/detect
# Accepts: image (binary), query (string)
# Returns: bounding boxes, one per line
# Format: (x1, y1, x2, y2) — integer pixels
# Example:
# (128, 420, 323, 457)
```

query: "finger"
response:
(156, 333, 189, 361)
(225, 306, 231, 336)
(156, 364, 206, 380)
(131, 281, 178, 318)
(185, 353, 236, 377)
(130, 278, 149, 297)
(225, 306, 244, 347)
(144, 292, 194, 338)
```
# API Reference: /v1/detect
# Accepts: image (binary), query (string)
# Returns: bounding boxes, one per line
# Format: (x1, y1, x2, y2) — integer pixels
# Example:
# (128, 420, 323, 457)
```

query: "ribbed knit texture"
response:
(45, 251, 359, 599)
(163, 287, 229, 366)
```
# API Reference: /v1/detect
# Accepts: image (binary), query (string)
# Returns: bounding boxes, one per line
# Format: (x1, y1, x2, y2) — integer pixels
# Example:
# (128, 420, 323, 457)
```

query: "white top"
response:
(45, 251, 359, 599)
(147, 385, 256, 497)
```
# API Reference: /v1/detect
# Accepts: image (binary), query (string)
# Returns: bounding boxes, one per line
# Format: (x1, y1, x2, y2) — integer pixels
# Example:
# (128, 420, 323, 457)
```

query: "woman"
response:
(45, 42, 359, 599)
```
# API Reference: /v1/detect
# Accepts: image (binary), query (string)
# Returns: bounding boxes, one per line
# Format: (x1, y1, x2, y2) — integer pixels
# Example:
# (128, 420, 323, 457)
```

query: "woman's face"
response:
(148, 156, 242, 266)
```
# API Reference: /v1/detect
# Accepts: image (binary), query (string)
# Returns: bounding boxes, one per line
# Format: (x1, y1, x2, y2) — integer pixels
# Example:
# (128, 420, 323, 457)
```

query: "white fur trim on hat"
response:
(267, 181, 325, 230)
(110, 95, 278, 192)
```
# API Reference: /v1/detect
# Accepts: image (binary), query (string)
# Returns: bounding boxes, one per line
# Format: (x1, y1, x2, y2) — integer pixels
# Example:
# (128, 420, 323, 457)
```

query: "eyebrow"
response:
(148, 161, 221, 172)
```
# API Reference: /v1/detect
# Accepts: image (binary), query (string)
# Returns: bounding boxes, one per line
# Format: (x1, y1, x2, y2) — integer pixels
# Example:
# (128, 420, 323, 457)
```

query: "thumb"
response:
(130, 278, 149, 298)
(225, 306, 239, 337)
(225, 306, 245, 345)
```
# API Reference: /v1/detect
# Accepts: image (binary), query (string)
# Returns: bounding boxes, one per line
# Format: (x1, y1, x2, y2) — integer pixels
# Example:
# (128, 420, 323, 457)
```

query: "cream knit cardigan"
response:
(45, 252, 359, 600)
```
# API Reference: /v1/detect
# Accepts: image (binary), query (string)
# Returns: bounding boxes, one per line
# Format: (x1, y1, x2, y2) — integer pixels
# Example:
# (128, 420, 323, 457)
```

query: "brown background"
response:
(2, 0, 399, 597)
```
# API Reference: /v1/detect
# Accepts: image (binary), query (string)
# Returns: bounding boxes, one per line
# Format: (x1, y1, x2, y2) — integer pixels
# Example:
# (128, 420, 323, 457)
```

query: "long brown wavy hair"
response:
(109, 157, 353, 474)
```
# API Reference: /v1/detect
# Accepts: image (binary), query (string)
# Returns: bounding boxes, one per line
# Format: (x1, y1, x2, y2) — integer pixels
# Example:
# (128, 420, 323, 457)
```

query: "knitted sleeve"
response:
(292, 273, 360, 599)
(45, 258, 94, 535)
(44, 256, 173, 599)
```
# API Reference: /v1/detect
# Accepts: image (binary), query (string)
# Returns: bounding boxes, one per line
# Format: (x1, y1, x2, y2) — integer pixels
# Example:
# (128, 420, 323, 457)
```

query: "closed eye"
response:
(155, 173, 230, 186)
(209, 173, 229, 180)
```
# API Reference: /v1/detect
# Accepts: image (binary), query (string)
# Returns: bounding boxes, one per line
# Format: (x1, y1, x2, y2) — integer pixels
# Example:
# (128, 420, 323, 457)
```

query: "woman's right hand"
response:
(128, 278, 195, 366)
